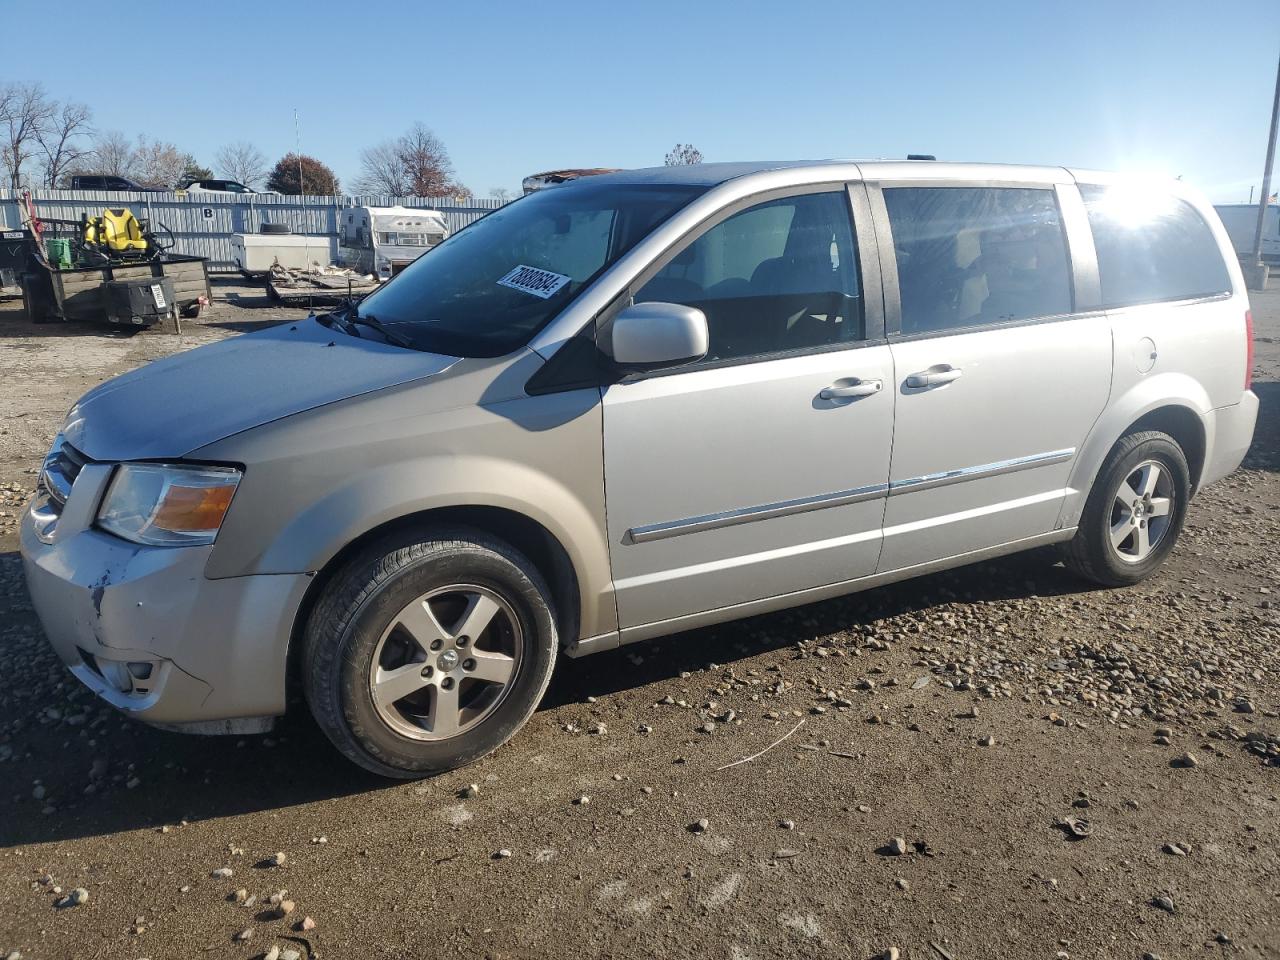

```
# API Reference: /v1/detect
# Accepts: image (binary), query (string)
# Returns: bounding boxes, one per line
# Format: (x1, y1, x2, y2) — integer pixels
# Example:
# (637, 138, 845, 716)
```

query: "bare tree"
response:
(354, 122, 458, 197)
(488, 187, 513, 203)
(0, 82, 55, 188)
(0, 86, 13, 184)
(401, 123, 456, 197)
(664, 143, 703, 166)
(92, 130, 136, 177)
(36, 100, 93, 187)
(215, 141, 268, 189)
(132, 137, 186, 189)
(353, 141, 410, 196)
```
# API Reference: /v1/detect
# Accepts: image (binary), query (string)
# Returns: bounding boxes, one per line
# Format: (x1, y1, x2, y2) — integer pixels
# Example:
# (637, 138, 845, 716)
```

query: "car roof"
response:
(573, 161, 832, 187)
(565, 159, 1082, 189)
(562, 160, 1212, 195)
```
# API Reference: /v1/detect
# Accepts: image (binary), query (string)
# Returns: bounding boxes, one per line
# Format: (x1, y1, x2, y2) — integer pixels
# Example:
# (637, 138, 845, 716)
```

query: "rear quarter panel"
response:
(1060, 174, 1249, 527)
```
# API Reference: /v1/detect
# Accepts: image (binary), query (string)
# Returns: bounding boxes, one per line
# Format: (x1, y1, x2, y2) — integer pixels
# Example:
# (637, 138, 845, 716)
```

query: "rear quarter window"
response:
(1081, 185, 1232, 308)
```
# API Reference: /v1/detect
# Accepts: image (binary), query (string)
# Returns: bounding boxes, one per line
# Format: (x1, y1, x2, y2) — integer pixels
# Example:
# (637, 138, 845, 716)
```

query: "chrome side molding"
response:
(626, 447, 1076, 544)
(627, 482, 889, 544)
(888, 448, 1075, 496)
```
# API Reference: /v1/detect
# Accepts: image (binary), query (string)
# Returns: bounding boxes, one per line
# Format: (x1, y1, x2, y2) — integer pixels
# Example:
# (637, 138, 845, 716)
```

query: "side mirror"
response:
(610, 302, 708, 371)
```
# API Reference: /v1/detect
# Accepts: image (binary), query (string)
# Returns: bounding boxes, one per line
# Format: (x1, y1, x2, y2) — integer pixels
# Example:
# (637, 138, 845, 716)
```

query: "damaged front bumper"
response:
(19, 461, 310, 732)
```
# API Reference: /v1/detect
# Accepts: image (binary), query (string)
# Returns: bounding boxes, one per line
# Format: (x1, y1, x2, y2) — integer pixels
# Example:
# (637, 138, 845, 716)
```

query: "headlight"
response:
(97, 463, 241, 546)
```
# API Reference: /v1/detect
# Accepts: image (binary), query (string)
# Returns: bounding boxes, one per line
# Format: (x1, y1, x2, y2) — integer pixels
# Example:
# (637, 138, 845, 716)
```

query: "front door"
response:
(600, 187, 895, 631)
(874, 183, 1113, 571)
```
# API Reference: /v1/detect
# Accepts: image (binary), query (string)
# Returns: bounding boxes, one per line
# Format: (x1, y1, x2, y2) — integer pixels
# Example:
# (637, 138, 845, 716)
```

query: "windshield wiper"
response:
(316, 310, 363, 339)
(350, 312, 415, 349)
(317, 307, 417, 350)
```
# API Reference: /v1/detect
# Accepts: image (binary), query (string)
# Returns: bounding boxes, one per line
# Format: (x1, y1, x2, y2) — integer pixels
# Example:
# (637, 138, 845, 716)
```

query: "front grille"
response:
(38, 440, 86, 513)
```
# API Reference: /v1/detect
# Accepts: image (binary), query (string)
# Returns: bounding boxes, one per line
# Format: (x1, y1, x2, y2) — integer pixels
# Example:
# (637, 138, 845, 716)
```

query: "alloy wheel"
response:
(368, 584, 521, 740)
(1108, 459, 1175, 564)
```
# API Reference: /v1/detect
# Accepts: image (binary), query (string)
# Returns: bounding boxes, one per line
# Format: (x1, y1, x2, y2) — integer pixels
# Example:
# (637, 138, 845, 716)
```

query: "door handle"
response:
(905, 365, 963, 389)
(820, 378, 883, 400)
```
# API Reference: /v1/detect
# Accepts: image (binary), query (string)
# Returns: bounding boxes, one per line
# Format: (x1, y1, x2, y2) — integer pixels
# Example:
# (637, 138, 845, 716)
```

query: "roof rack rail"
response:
(906, 154, 937, 161)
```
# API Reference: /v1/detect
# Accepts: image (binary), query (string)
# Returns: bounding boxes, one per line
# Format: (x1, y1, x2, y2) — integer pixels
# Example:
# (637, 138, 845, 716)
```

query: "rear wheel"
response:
(303, 527, 558, 778)
(1063, 431, 1190, 587)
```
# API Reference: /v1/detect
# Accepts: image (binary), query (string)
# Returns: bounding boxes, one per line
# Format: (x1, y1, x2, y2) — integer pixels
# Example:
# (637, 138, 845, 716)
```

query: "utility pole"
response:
(294, 109, 304, 195)
(1247, 51, 1280, 289)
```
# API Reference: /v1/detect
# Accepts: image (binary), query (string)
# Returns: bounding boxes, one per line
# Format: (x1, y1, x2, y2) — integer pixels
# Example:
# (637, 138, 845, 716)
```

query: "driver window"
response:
(635, 191, 863, 364)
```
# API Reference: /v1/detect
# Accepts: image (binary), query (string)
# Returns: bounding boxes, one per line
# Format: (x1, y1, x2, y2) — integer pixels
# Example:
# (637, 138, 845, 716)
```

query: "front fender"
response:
(198, 372, 615, 640)
(258, 455, 600, 572)
(1058, 371, 1211, 529)
(257, 453, 613, 636)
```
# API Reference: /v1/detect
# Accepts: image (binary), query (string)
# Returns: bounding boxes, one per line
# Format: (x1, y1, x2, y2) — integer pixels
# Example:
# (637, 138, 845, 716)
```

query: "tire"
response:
(303, 526, 558, 778)
(1063, 431, 1190, 587)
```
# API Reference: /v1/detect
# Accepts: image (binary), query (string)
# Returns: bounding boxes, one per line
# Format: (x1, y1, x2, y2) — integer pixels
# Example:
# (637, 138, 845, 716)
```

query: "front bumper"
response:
(19, 462, 310, 730)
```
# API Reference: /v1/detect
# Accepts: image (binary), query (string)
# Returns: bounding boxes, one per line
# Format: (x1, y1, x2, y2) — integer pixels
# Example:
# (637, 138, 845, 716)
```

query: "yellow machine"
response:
(82, 208, 152, 258)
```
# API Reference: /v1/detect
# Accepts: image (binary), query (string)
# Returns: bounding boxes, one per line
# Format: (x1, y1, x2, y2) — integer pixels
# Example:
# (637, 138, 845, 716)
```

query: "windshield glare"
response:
(355, 182, 705, 357)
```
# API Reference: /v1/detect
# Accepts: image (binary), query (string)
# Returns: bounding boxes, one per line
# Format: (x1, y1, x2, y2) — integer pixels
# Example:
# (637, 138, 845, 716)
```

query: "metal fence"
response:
(0, 190, 507, 272)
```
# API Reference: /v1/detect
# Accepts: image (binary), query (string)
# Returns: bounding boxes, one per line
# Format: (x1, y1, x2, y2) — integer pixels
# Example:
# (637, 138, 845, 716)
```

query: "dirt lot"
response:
(0, 280, 1278, 960)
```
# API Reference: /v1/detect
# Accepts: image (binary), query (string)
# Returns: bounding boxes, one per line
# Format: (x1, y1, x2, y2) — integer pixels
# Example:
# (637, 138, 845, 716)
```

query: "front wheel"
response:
(1063, 431, 1190, 587)
(303, 527, 558, 778)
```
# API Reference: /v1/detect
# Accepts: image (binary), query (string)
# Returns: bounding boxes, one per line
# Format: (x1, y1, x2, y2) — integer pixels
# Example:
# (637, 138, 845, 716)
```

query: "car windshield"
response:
(353, 182, 705, 357)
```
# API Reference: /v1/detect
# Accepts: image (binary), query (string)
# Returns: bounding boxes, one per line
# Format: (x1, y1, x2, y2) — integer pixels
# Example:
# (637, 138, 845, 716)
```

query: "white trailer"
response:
(1213, 203, 1280, 263)
(336, 205, 448, 281)
(231, 233, 335, 276)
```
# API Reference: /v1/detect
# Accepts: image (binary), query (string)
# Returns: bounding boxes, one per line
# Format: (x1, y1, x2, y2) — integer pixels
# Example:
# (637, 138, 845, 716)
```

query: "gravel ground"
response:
(0, 281, 1277, 960)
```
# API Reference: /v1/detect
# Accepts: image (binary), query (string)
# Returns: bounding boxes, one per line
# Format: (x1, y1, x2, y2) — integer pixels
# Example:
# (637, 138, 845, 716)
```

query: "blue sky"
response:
(5, 0, 1279, 201)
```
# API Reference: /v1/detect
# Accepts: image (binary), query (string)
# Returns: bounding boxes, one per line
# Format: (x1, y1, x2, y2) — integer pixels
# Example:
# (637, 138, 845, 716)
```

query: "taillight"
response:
(1245, 309, 1254, 391)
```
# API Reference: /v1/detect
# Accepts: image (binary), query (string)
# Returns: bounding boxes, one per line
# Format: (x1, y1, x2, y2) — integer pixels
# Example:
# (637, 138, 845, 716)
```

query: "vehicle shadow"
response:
(1244, 379, 1279, 472)
(543, 546, 1087, 709)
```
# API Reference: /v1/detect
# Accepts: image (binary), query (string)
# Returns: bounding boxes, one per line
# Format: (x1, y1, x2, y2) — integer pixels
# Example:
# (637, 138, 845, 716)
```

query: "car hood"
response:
(63, 318, 459, 461)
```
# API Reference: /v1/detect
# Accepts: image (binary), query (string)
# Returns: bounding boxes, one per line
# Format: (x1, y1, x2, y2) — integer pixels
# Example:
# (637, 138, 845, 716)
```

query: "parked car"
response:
(20, 160, 1257, 777)
(180, 178, 272, 195)
(69, 175, 164, 192)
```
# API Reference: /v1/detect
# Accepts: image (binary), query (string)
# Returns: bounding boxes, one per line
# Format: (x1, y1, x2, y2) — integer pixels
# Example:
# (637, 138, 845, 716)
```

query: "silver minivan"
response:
(21, 161, 1258, 777)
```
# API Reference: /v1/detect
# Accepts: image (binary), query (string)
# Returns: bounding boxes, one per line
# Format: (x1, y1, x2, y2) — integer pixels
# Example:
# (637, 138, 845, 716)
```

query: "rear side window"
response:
(883, 187, 1072, 335)
(636, 191, 863, 363)
(1081, 185, 1231, 308)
